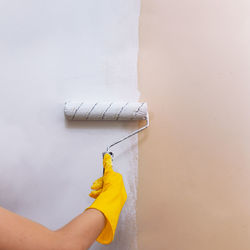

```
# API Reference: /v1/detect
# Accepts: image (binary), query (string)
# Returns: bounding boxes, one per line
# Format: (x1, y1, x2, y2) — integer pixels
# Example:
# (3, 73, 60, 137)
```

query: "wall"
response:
(0, 1, 140, 249)
(138, 0, 250, 249)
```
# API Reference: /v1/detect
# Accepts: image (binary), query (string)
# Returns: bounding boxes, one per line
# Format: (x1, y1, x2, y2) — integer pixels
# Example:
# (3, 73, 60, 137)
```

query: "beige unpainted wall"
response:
(137, 0, 250, 249)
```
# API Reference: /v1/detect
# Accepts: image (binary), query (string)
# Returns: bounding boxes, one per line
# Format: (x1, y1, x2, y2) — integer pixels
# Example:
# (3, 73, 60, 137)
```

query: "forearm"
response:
(56, 209, 105, 250)
(0, 207, 105, 250)
(0, 206, 59, 250)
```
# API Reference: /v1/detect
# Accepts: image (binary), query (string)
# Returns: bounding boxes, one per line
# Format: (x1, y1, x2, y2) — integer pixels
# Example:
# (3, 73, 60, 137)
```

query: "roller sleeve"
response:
(64, 101, 148, 121)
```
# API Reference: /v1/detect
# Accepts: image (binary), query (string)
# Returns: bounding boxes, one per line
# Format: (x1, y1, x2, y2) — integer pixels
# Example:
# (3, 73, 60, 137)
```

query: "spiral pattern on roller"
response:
(64, 101, 148, 121)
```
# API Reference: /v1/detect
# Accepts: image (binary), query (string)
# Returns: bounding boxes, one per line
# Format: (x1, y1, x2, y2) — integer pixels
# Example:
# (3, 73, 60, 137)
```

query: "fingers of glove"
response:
(103, 153, 113, 174)
(89, 189, 102, 199)
(103, 171, 124, 191)
(91, 177, 103, 190)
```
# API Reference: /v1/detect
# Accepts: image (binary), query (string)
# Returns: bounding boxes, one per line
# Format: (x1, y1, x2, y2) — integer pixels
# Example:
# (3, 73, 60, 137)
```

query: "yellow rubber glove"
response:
(87, 153, 127, 244)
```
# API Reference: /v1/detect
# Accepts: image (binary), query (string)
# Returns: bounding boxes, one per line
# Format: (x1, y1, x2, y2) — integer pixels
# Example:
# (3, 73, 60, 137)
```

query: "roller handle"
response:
(102, 152, 114, 175)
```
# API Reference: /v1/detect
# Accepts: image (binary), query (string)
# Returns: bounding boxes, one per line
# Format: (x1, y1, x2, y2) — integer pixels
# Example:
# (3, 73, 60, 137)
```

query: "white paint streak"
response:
(0, 1, 140, 249)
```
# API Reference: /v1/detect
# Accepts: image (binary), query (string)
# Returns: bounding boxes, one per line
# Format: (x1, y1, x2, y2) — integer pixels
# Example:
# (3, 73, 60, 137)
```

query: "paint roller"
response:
(64, 101, 149, 157)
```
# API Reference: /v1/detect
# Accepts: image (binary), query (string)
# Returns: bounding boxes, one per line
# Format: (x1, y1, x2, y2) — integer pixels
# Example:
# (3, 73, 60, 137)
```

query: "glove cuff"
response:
(87, 203, 115, 244)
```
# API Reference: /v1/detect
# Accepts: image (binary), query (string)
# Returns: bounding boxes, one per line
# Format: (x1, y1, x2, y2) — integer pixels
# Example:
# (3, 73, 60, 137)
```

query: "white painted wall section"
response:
(0, 1, 140, 249)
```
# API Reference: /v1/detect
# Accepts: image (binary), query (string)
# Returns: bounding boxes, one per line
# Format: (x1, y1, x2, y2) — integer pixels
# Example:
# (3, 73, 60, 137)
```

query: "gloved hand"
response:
(87, 153, 127, 244)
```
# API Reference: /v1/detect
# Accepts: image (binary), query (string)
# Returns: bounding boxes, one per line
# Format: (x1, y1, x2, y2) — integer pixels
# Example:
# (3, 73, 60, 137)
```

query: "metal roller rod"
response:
(106, 114, 149, 153)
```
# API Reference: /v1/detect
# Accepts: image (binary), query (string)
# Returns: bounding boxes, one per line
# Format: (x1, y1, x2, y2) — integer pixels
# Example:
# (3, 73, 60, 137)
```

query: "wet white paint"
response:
(0, 1, 140, 249)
